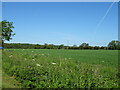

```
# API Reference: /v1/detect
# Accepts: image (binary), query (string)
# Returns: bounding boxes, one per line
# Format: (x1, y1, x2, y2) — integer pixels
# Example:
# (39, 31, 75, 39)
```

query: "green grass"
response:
(2, 71, 21, 88)
(2, 49, 119, 88)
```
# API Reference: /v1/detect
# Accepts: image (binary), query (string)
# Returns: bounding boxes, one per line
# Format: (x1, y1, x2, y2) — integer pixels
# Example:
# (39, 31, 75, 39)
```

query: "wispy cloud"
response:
(94, 0, 117, 35)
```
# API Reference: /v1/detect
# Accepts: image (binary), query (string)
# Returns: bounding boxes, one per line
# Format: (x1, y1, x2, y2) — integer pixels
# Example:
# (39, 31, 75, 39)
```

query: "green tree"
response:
(93, 46, 100, 50)
(79, 43, 89, 49)
(59, 44, 64, 49)
(44, 43, 48, 49)
(1, 20, 15, 47)
(108, 40, 120, 50)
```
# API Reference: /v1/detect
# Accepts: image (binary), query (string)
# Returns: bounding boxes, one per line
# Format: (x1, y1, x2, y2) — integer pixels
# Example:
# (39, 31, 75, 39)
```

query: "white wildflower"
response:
(52, 63, 56, 65)
(36, 64, 41, 66)
(27, 66, 31, 68)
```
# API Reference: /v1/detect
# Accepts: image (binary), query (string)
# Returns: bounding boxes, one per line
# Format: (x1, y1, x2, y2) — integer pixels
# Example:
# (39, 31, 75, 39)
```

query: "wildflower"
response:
(27, 66, 31, 68)
(9, 55, 12, 58)
(36, 64, 41, 66)
(52, 63, 56, 65)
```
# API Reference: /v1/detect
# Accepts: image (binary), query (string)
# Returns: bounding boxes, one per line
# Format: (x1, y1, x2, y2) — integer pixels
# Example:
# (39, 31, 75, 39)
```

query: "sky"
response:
(2, 2, 118, 46)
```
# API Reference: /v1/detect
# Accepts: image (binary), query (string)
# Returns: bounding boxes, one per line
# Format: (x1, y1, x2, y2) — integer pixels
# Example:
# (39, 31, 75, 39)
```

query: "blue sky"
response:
(3, 2, 118, 46)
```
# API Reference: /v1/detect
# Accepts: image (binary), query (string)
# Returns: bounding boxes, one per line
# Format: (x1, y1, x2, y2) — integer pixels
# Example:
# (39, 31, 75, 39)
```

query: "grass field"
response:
(2, 49, 119, 88)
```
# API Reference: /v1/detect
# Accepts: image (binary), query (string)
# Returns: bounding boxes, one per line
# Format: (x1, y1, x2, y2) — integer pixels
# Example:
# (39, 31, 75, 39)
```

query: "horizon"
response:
(3, 2, 118, 46)
(4, 40, 116, 47)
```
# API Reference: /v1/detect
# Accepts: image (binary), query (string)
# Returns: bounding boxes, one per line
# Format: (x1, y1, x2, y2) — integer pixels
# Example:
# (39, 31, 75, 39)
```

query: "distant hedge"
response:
(3, 42, 120, 50)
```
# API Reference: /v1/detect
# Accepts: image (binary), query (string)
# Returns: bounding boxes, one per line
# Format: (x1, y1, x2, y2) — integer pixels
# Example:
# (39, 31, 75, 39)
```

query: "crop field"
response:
(2, 49, 119, 88)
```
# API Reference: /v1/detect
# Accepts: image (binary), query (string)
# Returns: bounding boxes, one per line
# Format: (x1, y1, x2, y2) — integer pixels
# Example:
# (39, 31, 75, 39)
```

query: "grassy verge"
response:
(2, 71, 21, 88)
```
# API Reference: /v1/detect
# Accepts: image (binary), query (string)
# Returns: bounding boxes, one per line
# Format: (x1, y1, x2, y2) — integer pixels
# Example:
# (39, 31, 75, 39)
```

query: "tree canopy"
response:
(108, 40, 120, 50)
(1, 20, 15, 43)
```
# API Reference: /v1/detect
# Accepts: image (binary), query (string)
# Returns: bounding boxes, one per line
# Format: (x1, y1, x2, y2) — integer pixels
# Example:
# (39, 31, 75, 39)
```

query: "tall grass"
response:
(2, 49, 119, 88)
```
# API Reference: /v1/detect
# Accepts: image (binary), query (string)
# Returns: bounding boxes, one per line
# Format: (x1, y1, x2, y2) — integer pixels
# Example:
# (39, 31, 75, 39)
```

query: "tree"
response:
(44, 43, 48, 49)
(79, 43, 89, 49)
(100, 46, 106, 50)
(59, 44, 64, 49)
(1, 20, 15, 47)
(93, 46, 99, 50)
(47, 44, 54, 49)
(108, 40, 120, 50)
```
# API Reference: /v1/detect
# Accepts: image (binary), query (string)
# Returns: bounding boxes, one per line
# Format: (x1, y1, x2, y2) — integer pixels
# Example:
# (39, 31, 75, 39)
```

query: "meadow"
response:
(2, 49, 119, 88)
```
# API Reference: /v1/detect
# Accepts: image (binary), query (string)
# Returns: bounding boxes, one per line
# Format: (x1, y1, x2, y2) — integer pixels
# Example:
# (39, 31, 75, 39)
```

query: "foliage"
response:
(1, 20, 15, 43)
(3, 49, 119, 88)
(3, 40, 120, 50)
(108, 40, 120, 50)
(3, 43, 107, 50)
(2, 71, 21, 88)
(79, 43, 89, 49)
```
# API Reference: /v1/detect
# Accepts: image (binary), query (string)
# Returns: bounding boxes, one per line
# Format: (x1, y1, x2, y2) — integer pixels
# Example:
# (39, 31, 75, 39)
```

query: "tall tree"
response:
(79, 43, 89, 49)
(1, 20, 15, 47)
(108, 40, 120, 50)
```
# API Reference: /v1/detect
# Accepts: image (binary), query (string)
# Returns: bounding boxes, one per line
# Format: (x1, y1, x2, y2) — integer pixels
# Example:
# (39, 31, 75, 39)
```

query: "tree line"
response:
(1, 20, 120, 50)
(3, 40, 120, 50)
